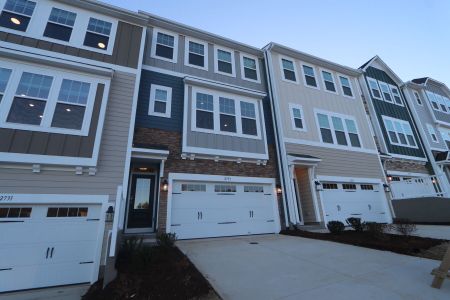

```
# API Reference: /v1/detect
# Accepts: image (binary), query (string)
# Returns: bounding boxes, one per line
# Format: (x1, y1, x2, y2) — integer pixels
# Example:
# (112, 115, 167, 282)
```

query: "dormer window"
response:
(84, 17, 112, 51)
(44, 8, 77, 42)
(0, 0, 36, 32)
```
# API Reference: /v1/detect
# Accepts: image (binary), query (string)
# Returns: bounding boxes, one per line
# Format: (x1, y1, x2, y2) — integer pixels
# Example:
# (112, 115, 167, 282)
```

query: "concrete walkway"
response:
(1, 284, 89, 300)
(413, 225, 450, 240)
(177, 234, 450, 300)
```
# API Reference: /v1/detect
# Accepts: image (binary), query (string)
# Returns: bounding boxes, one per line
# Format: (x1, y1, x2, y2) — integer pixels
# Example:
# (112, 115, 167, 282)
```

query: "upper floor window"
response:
(390, 85, 402, 105)
(367, 77, 382, 100)
(289, 103, 305, 131)
(281, 58, 297, 82)
(378, 81, 393, 102)
(317, 113, 333, 144)
(240, 101, 257, 135)
(317, 112, 361, 148)
(301, 64, 317, 88)
(219, 97, 236, 133)
(148, 84, 172, 118)
(195, 92, 214, 130)
(436, 93, 448, 112)
(185, 38, 207, 70)
(0, 67, 12, 103)
(151, 29, 178, 62)
(382, 116, 417, 148)
(44, 8, 76, 42)
(321, 70, 336, 93)
(426, 124, 438, 143)
(339, 75, 353, 97)
(84, 17, 112, 51)
(0, 0, 35, 32)
(215, 47, 235, 76)
(414, 91, 422, 105)
(241, 55, 259, 82)
(426, 91, 440, 111)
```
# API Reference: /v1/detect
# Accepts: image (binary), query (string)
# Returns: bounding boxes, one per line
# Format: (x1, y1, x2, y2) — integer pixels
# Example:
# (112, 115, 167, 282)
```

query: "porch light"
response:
(162, 179, 169, 192)
(276, 185, 282, 194)
(10, 17, 20, 25)
(105, 205, 114, 223)
(387, 176, 393, 182)
(383, 183, 391, 193)
(432, 178, 437, 184)
(314, 181, 323, 191)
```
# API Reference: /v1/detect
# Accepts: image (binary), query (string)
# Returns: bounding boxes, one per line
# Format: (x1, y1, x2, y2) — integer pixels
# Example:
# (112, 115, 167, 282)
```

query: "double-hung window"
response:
(345, 119, 361, 147)
(84, 17, 112, 51)
(317, 112, 361, 148)
(302, 65, 317, 88)
(383, 116, 417, 148)
(185, 38, 207, 69)
(215, 47, 234, 76)
(331, 116, 347, 145)
(0, 68, 12, 103)
(0, 0, 36, 32)
(241, 55, 259, 82)
(219, 97, 236, 133)
(436, 94, 448, 112)
(426, 124, 439, 143)
(378, 81, 393, 102)
(281, 58, 297, 82)
(367, 77, 382, 100)
(427, 91, 440, 110)
(240, 101, 257, 136)
(389, 85, 402, 105)
(317, 113, 333, 144)
(339, 76, 353, 97)
(44, 8, 76, 42)
(151, 29, 178, 62)
(414, 91, 422, 105)
(321, 70, 336, 92)
(289, 104, 305, 131)
(149, 85, 172, 118)
(195, 92, 214, 130)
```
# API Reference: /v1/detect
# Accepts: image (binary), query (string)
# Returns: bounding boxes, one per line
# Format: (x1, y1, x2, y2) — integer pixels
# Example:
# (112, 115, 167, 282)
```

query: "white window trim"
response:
(426, 91, 440, 112)
(150, 27, 178, 63)
(389, 84, 404, 106)
(381, 115, 419, 149)
(367, 77, 382, 100)
(239, 53, 261, 83)
(0, 0, 118, 56)
(213, 45, 236, 77)
(413, 91, 423, 106)
(319, 68, 338, 95)
(337, 74, 355, 99)
(148, 84, 172, 118)
(314, 109, 362, 149)
(426, 123, 439, 143)
(289, 103, 307, 132)
(0, 59, 106, 136)
(378, 81, 393, 103)
(184, 36, 208, 71)
(435, 93, 449, 114)
(191, 86, 262, 140)
(279, 55, 299, 84)
(300, 62, 319, 90)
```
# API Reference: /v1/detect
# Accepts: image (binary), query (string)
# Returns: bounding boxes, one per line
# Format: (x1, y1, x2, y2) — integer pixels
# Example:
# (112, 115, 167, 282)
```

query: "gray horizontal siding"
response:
(0, 72, 136, 200)
(425, 83, 450, 124)
(286, 143, 385, 179)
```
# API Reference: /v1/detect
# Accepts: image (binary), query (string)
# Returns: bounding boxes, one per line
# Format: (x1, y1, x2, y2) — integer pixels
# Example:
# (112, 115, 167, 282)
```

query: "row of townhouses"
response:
(1, 0, 449, 292)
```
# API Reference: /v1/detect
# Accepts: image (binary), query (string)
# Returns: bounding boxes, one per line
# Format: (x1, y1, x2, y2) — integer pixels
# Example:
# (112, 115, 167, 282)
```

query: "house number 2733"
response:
(0, 195, 13, 202)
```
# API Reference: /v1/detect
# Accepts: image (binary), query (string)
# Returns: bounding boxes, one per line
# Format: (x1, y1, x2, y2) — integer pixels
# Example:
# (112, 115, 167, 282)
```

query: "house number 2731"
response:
(0, 195, 13, 202)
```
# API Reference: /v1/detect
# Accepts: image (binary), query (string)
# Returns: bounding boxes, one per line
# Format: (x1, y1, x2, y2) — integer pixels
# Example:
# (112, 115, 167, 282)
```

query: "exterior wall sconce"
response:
(383, 183, 391, 193)
(162, 179, 169, 192)
(314, 181, 323, 191)
(387, 176, 393, 182)
(276, 185, 282, 194)
(105, 205, 114, 223)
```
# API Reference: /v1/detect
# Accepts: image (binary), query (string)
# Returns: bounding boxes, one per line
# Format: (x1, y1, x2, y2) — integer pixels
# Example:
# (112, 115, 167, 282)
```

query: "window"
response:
(302, 64, 318, 88)
(181, 184, 206, 192)
(321, 70, 336, 92)
(317, 112, 361, 148)
(47, 207, 88, 218)
(195, 92, 214, 130)
(332, 116, 347, 145)
(317, 113, 333, 144)
(0, 0, 36, 32)
(281, 58, 297, 82)
(215, 185, 236, 193)
(323, 183, 338, 190)
(343, 184, 356, 190)
(185, 38, 207, 69)
(44, 7, 76, 42)
(51, 79, 91, 130)
(361, 184, 374, 190)
(339, 76, 353, 97)
(241, 55, 259, 82)
(149, 85, 172, 118)
(0, 67, 12, 103)
(378, 82, 393, 102)
(427, 124, 438, 143)
(244, 186, 264, 193)
(383, 116, 417, 148)
(219, 97, 236, 133)
(290, 104, 305, 131)
(345, 119, 361, 147)
(84, 17, 112, 50)
(390, 85, 402, 105)
(414, 91, 422, 105)
(426, 91, 440, 111)
(436, 94, 448, 112)
(367, 77, 382, 100)
(215, 47, 235, 76)
(0, 207, 32, 218)
(240, 101, 257, 136)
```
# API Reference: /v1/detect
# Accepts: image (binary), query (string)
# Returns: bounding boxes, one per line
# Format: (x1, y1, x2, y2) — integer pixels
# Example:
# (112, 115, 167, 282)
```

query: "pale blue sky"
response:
(104, 0, 449, 86)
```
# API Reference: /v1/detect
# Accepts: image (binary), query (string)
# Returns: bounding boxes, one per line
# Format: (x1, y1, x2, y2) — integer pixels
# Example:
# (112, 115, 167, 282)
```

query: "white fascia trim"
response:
(184, 36, 208, 71)
(239, 52, 261, 84)
(315, 175, 383, 184)
(385, 170, 429, 177)
(150, 27, 179, 63)
(0, 193, 108, 205)
(131, 147, 169, 155)
(284, 138, 378, 155)
(0, 152, 95, 167)
(213, 45, 236, 77)
(287, 155, 321, 164)
(183, 145, 268, 160)
(184, 76, 266, 98)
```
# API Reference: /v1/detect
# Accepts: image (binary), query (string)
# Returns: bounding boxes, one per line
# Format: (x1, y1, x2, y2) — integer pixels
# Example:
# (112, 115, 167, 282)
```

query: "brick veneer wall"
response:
(384, 160, 431, 175)
(133, 127, 284, 232)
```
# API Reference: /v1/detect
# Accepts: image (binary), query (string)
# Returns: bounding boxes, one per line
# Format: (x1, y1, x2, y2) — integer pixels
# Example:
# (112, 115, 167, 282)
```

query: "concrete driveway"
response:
(177, 234, 450, 300)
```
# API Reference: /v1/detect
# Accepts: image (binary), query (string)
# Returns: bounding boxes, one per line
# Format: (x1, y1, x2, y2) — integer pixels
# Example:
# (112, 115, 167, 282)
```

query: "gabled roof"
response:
(411, 77, 429, 85)
(409, 77, 450, 96)
(358, 55, 404, 86)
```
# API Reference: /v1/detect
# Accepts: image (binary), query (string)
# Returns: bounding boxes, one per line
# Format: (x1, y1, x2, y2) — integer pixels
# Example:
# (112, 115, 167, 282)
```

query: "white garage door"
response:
(321, 182, 389, 223)
(0, 203, 102, 293)
(170, 181, 279, 239)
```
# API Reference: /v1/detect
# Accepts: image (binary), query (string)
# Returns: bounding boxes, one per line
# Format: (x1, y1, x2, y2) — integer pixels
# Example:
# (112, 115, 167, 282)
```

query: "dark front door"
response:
(126, 174, 156, 230)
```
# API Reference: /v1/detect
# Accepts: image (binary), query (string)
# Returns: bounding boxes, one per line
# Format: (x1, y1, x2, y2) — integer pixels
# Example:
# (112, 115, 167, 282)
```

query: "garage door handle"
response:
(46, 247, 50, 259)
(218, 221, 236, 224)
(50, 247, 54, 258)
(0, 268, 12, 271)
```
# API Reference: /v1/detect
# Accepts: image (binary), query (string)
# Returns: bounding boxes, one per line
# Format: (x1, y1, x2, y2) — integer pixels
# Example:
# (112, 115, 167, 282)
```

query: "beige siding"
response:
(295, 167, 316, 223)
(0, 72, 136, 201)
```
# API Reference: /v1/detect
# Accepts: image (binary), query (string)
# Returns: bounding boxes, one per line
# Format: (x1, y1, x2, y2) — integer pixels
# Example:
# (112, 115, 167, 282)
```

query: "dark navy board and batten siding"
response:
(365, 67, 425, 158)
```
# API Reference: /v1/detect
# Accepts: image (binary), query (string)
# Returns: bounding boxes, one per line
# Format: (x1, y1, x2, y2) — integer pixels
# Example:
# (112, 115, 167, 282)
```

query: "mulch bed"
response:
(82, 246, 216, 300)
(281, 229, 448, 260)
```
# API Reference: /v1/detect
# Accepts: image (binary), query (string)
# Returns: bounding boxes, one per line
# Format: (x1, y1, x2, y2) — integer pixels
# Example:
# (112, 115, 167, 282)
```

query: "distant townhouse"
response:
(0, 0, 147, 292)
(264, 43, 393, 226)
(121, 13, 282, 240)
(358, 57, 446, 201)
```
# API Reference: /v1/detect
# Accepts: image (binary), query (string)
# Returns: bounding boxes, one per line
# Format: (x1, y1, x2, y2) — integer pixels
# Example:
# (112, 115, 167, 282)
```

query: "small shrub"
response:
(327, 221, 345, 234)
(116, 237, 143, 270)
(156, 232, 177, 248)
(363, 222, 387, 239)
(346, 217, 364, 232)
(395, 218, 417, 237)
